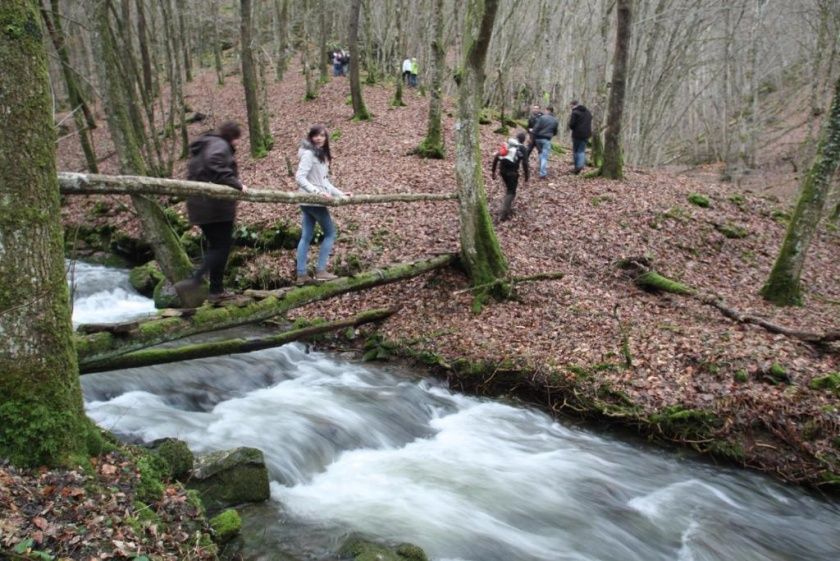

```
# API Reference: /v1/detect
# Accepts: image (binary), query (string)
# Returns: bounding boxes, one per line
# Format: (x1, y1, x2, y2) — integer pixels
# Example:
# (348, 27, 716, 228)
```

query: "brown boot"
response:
(314, 270, 339, 282)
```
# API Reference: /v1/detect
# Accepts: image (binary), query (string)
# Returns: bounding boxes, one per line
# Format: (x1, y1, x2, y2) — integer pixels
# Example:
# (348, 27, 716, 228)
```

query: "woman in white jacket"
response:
(294, 124, 350, 284)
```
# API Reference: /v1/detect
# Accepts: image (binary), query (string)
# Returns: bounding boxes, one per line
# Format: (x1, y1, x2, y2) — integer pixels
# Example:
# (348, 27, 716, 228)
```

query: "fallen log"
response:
(58, 172, 458, 206)
(620, 257, 840, 346)
(80, 307, 395, 374)
(76, 254, 456, 367)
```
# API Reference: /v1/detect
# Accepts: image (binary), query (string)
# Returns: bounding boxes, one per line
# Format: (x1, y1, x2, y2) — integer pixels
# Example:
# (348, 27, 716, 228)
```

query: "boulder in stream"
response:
(187, 447, 270, 511)
(339, 535, 429, 561)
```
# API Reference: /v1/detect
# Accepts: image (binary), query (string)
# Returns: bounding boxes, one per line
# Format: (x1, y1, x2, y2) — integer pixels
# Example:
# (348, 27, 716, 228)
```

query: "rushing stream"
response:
(73, 263, 840, 561)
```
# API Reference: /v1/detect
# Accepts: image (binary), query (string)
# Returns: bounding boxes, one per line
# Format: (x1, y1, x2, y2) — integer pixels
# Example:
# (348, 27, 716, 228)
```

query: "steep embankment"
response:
(59, 66, 839, 485)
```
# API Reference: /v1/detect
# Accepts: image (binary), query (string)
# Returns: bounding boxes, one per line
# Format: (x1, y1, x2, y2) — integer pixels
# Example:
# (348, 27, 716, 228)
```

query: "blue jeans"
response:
(573, 138, 587, 170)
(333, 62, 342, 77)
(296, 206, 336, 275)
(535, 138, 551, 177)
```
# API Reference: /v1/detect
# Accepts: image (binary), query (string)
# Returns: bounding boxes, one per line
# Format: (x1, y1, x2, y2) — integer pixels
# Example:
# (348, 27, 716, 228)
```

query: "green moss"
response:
(715, 222, 749, 239)
(635, 271, 694, 295)
(687, 193, 710, 208)
(209, 509, 241, 544)
(809, 372, 840, 395)
(155, 438, 194, 480)
(135, 453, 168, 504)
(416, 138, 445, 159)
(706, 439, 745, 462)
(767, 362, 789, 384)
(770, 209, 791, 223)
(650, 405, 720, 440)
(0, 400, 89, 468)
(734, 369, 749, 383)
(137, 316, 183, 337)
(396, 543, 429, 561)
(728, 193, 746, 209)
(129, 262, 164, 297)
(74, 331, 114, 357)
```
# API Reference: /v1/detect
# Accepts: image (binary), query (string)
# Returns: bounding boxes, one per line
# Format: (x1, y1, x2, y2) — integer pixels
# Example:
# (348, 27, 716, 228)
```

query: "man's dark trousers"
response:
(193, 221, 234, 294)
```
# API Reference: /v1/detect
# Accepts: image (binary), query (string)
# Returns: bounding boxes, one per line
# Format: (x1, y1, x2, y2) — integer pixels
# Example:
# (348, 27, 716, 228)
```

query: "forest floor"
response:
(56, 63, 840, 491)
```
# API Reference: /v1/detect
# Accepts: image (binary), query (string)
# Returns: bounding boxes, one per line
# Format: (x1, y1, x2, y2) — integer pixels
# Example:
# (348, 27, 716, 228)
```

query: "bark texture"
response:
(761, 75, 840, 306)
(454, 0, 508, 301)
(0, 0, 95, 467)
(417, 0, 445, 159)
(240, 0, 273, 157)
(58, 172, 458, 205)
(348, 0, 371, 120)
(600, 0, 632, 179)
(80, 308, 395, 373)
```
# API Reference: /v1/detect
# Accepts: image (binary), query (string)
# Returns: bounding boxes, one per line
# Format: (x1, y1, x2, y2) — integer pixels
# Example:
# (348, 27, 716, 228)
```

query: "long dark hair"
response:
(307, 124, 332, 163)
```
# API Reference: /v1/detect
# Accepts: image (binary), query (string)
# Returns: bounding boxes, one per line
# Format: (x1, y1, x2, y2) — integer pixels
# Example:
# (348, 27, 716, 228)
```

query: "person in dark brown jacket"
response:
(175, 122, 246, 305)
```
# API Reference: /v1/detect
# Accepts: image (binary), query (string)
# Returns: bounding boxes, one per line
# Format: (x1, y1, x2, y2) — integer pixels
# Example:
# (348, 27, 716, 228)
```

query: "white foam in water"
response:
(68, 261, 156, 326)
(82, 346, 840, 561)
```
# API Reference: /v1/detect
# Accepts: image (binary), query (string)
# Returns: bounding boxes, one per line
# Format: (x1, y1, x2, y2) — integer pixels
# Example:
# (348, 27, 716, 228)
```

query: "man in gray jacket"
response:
(530, 106, 559, 179)
(175, 122, 246, 305)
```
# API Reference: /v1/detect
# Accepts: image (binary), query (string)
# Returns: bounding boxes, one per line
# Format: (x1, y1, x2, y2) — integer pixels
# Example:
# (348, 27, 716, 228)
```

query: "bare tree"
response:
(416, 0, 445, 158)
(600, 0, 633, 179)
(241, 0, 274, 156)
(455, 0, 508, 303)
(761, 75, 840, 306)
(348, 0, 371, 120)
(0, 0, 101, 467)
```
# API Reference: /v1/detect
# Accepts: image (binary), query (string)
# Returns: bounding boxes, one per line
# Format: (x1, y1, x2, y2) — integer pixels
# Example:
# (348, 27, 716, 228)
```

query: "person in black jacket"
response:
(175, 121, 247, 305)
(568, 101, 593, 174)
(531, 106, 559, 179)
(492, 132, 529, 221)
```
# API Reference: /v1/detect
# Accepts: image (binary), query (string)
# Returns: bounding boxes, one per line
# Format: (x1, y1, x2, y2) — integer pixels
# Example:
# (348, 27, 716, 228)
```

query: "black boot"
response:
(500, 193, 515, 221)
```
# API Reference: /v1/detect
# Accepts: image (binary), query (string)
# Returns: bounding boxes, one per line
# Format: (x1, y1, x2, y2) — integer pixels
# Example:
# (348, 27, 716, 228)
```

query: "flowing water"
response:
(74, 263, 840, 561)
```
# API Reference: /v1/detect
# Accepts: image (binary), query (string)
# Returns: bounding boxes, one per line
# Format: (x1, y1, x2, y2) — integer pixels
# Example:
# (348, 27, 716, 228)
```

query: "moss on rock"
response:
(209, 508, 241, 544)
(339, 535, 429, 561)
(188, 447, 270, 512)
(129, 262, 165, 297)
(154, 438, 194, 480)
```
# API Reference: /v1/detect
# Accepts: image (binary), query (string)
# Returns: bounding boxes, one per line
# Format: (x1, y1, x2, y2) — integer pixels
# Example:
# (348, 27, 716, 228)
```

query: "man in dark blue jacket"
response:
(568, 101, 593, 174)
(175, 122, 246, 305)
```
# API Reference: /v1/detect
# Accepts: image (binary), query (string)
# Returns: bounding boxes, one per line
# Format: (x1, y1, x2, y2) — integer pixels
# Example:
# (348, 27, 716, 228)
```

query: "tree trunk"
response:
(80, 308, 395, 373)
(348, 0, 371, 120)
(391, 0, 406, 107)
(176, 0, 192, 82)
(40, 0, 98, 173)
(76, 255, 456, 366)
(0, 0, 97, 467)
(318, 0, 329, 83)
(416, 0, 445, 158)
(273, 0, 288, 81)
(211, 0, 224, 84)
(93, 0, 193, 285)
(240, 0, 272, 156)
(135, 0, 154, 97)
(760, 76, 840, 306)
(455, 0, 508, 304)
(600, 0, 633, 180)
(58, 171, 458, 205)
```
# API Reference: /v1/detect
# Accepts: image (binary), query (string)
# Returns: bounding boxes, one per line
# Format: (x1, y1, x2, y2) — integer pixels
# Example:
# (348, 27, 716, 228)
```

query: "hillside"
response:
(59, 66, 839, 484)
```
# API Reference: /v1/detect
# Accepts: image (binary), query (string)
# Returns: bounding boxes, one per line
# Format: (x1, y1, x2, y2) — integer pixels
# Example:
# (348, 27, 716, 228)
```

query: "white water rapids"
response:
(73, 263, 840, 561)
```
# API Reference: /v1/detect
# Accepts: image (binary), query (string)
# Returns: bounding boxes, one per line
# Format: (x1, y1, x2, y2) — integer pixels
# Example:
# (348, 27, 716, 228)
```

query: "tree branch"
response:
(58, 172, 458, 206)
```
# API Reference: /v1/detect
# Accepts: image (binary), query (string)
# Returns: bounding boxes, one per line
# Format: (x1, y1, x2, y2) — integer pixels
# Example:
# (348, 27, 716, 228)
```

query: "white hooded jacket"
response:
(295, 140, 345, 207)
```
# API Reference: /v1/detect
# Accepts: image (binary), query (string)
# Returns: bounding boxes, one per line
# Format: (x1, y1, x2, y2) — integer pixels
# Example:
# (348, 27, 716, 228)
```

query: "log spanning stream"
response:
(72, 263, 840, 561)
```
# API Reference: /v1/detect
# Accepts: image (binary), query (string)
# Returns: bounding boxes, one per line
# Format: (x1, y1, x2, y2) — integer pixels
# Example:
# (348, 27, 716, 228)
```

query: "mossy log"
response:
(76, 254, 455, 367)
(80, 307, 395, 373)
(622, 259, 839, 346)
(58, 172, 457, 206)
